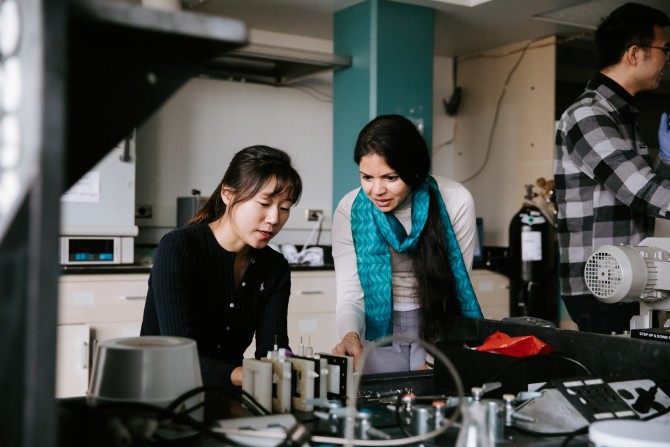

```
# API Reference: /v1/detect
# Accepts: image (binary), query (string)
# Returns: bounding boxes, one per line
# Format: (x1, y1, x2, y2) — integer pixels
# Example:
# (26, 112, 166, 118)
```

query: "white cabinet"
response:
(57, 271, 337, 394)
(56, 273, 149, 397)
(470, 269, 510, 321)
(55, 323, 90, 398)
(287, 271, 338, 353)
(244, 270, 337, 358)
(55, 269, 506, 395)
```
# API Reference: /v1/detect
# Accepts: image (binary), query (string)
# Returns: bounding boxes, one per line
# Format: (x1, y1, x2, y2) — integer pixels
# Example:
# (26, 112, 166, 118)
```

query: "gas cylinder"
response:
(508, 185, 557, 322)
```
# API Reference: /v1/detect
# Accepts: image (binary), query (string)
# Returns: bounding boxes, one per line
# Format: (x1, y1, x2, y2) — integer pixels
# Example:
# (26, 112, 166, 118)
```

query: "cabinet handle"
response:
(123, 295, 146, 300)
(298, 290, 323, 295)
(81, 341, 89, 370)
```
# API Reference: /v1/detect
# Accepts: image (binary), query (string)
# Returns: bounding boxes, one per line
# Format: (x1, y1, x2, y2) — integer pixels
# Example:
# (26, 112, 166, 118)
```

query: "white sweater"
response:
(332, 175, 476, 338)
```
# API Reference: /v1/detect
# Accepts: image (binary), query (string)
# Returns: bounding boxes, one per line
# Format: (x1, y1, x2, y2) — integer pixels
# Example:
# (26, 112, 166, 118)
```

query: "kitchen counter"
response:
(60, 263, 334, 275)
(60, 264, 153, 275)
(60, 244, 335, 275)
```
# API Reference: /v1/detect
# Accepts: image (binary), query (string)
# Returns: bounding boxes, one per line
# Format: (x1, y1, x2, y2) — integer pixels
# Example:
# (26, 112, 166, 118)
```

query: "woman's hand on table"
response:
(332, 331, 363, 370)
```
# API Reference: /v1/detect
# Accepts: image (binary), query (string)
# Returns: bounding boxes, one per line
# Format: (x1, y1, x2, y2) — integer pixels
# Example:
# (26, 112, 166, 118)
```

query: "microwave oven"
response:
(60, 236, 135, 265)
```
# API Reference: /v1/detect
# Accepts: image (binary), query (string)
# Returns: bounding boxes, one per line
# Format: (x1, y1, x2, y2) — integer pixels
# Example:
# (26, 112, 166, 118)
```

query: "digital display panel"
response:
(67, 238, 114, 262)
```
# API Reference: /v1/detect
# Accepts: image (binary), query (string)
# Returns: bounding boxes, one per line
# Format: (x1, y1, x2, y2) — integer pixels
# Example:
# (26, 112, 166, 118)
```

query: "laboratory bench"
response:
(59, 263, 335, 275)
(57, 370, 593, 447)
(59, 243, 336, 275)
(56, 317, 670, 446)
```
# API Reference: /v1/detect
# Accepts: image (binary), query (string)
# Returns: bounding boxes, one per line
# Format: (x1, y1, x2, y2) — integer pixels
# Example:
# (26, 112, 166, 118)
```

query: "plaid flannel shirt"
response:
(554, 73, 670, 297)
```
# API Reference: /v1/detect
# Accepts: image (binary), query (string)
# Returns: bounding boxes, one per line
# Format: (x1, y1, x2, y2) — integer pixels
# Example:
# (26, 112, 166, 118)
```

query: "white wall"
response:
(135, 30, 557, 250)
(432, 37, 556, 247)
(135, 31, 336, 246)
(432, 55, 458, 177)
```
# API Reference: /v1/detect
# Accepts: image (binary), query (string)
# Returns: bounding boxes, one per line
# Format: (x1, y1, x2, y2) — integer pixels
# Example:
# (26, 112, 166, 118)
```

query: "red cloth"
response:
(474, 331, 553, 357)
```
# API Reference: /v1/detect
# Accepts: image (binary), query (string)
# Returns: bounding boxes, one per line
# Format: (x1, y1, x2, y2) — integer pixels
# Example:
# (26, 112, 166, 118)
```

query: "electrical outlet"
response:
(135, 204, 153, 218)
(306, 209, 323, 221)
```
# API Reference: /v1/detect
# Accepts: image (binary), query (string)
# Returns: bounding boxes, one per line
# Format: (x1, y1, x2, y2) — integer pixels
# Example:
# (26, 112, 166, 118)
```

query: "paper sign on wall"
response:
(61, 171, 100, 203)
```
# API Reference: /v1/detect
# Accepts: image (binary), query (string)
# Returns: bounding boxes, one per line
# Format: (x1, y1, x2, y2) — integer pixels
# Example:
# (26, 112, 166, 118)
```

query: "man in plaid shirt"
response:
(555, 2, 670, 334)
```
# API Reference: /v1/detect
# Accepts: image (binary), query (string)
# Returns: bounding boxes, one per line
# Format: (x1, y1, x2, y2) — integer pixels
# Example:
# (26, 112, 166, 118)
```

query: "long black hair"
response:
(190, 145, 302, 225)
(354, 115, 461, 343)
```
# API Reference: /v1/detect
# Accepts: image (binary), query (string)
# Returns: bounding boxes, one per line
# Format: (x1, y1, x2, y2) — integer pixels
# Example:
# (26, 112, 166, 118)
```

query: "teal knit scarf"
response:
(351, 176, 483, 341)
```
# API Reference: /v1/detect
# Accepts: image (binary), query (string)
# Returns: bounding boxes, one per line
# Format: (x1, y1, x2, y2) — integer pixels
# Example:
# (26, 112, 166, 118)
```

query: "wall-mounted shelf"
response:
(67, 0, 248, 187)
(199, 43, 352, 85)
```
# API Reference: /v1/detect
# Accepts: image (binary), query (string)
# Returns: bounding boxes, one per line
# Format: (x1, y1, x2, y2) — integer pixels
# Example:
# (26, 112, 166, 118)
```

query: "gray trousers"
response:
(361, 308, 427, 374)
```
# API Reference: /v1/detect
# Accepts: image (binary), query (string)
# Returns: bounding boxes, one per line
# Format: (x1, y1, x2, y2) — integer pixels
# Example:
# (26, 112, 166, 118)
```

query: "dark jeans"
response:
(562, 294, 639, 335)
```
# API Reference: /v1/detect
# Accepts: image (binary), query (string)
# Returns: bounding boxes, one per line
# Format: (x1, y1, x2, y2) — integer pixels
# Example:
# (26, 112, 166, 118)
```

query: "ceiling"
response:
(179, 0, 670, 57)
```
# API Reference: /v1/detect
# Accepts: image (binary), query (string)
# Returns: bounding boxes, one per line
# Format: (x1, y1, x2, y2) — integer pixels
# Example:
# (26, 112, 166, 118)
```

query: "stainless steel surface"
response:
(201, 43, 351, 85)
(514, 388, 590, 433)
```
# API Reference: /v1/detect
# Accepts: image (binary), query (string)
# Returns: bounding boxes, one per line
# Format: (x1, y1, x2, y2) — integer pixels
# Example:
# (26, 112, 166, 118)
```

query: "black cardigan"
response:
(141, 223, 291, 388)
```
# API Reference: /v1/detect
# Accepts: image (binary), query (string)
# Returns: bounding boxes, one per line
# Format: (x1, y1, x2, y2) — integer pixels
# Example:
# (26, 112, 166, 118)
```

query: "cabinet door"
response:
(56, 324, 90, 398)
(57, 274, 148, 398)
(287, 311, 339, 354)
(470, 270, 510, 320)
(288, 271, 338, 353)
(89, 321, 144, 363)
(243, 271, 337, 358)
(58, 273, 148, 325)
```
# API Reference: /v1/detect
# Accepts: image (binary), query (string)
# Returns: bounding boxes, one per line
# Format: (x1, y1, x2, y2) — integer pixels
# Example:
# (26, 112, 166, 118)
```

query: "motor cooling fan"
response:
(584, 238, 670, 329)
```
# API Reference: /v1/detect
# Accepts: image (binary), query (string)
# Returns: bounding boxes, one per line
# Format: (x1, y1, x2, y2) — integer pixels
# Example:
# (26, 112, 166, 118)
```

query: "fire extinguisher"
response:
(508, 185, 557, 322)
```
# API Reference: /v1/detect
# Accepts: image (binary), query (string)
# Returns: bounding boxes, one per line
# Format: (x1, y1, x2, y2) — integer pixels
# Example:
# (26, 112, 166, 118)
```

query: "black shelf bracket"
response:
(66, 0, 248, 187)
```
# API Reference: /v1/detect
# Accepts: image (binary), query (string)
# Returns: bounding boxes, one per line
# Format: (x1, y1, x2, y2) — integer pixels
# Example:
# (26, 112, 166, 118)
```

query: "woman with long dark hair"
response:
(141, 145, 302, 389)
(331, 115, 482, 373)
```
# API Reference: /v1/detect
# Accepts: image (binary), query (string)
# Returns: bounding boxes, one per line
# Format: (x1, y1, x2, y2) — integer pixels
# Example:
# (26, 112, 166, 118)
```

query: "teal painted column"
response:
(332, 0, 434, 210)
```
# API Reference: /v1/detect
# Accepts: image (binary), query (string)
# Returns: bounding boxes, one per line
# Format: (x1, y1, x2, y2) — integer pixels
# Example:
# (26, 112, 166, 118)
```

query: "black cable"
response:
(487, 352, 592, 383)
(173, 388, 274, 441)
(459, 39, 534, 184)
(510, 423, 588, 439)
(212, 388, 267, 416)
(92, 400, 177, 419)
(166, 384, 271, 418)
(559, 427, 589, 447)
(77, 385, 277, 446)
(236, 387, 273, 416)
(315, 219, 322, 246)
(88, 399, 213, 444)
(166, 384, 214, 413)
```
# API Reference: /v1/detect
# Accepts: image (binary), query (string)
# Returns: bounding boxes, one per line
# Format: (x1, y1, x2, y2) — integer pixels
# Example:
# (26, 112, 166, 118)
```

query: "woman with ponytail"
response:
(330, 115, 482, 373)
(141, 145, 302, 389)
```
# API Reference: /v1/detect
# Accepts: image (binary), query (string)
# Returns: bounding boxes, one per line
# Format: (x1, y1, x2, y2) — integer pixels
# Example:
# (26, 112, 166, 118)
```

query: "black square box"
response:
(433, 340, 586, 397)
